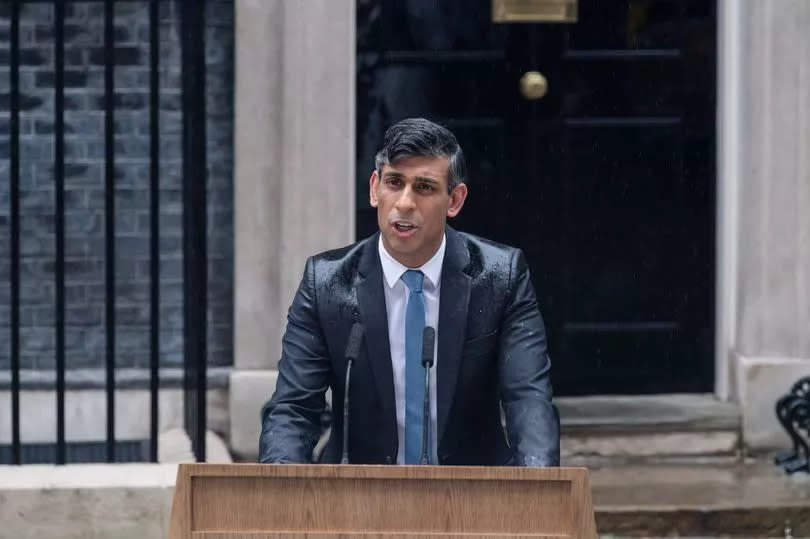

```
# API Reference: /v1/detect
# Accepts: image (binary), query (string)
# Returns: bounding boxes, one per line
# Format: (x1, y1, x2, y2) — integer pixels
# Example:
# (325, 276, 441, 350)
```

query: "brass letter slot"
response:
(492, 0, 578, 23)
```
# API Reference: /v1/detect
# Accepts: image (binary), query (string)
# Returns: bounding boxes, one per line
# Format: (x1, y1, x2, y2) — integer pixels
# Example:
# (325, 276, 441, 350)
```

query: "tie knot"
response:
(400, 269, 424, 292)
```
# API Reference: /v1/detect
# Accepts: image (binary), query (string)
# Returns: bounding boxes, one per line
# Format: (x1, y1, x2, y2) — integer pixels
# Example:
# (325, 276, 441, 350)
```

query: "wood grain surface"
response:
(169, 464, 597, 539)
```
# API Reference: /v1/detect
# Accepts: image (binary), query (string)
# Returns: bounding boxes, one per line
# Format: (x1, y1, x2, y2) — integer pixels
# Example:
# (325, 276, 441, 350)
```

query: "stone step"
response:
(557, 394, 742, 460)
(589, 460, 810, 538)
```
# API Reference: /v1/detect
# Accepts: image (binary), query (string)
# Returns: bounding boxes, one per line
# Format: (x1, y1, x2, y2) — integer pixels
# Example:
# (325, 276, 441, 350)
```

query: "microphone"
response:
(341, 322, 364, 464)
(420, 326, 435, 465)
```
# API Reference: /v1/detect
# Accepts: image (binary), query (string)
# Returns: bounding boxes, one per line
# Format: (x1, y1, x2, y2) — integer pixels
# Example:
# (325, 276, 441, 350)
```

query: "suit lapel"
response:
(436, 227, 471, 446)
(355, 234, 398, 433)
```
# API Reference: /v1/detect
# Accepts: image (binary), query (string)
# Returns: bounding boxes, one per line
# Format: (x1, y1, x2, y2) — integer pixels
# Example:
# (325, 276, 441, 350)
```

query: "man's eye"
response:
(385, 178, 401, 187)
(418, 184, 435, 192)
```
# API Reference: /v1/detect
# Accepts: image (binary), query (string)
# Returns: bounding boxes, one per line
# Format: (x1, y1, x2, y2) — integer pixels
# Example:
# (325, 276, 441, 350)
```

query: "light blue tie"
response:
(400, 269, 428, 464)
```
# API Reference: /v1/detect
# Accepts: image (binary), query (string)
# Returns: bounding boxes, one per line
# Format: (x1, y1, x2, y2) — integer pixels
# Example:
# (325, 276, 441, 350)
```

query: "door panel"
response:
(565, 125, 685, 321)
(563, 58, 684, 116)
(356, 0, 716, 395)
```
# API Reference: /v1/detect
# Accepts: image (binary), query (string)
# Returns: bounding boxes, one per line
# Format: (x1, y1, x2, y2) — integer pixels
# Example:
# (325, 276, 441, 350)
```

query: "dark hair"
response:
(374, 118, 467, 193)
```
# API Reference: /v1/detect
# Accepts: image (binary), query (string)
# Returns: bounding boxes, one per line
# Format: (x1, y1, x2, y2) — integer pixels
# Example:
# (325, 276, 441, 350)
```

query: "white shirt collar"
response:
(378, 233, 446, 290)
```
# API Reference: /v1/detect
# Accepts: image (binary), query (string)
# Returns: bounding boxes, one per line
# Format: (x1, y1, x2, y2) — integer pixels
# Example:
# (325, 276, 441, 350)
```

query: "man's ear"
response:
(369, 170, 380, 208)
(446, 183, 468, 218)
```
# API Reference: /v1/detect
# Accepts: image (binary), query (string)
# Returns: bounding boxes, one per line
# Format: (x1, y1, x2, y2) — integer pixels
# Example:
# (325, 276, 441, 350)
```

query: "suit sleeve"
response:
(498, 249, 561, 467)
(258, 256, 331, 463)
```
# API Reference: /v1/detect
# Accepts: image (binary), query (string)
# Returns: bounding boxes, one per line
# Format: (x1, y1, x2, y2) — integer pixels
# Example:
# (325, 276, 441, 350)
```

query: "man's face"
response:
(370, 155, 467, 268)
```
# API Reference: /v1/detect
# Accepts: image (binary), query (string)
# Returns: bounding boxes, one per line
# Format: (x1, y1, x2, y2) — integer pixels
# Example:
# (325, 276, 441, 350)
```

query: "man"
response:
(259, 118, 559, 466)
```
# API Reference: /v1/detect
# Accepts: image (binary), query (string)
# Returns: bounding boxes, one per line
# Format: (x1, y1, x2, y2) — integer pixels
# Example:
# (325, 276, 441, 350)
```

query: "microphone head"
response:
(421, 326, 435, 367)
(345, 322, 365, 362)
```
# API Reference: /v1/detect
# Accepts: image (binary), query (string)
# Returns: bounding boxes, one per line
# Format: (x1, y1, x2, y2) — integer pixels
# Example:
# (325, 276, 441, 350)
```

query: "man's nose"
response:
(394, 186, 416, 212)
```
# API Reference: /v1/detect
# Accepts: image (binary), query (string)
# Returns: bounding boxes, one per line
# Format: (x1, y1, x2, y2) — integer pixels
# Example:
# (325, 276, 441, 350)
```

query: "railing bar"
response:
(53, 0, 66, 466)
(104, 0, 116, 463)
(9, 0, 22, 466)
(180, 0, 208, 463)
(148, 0, 161, 463)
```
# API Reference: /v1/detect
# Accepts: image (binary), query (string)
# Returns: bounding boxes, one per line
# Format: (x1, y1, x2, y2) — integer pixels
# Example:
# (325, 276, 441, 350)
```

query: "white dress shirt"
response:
(378, 235, 445, 465)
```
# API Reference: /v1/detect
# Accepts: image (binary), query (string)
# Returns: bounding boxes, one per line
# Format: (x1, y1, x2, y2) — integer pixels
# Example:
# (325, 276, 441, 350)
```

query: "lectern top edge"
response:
(177, 463, 590, 481)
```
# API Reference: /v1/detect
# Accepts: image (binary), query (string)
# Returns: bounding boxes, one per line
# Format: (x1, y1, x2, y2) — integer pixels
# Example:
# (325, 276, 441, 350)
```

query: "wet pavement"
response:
(583, 458, 810, 537)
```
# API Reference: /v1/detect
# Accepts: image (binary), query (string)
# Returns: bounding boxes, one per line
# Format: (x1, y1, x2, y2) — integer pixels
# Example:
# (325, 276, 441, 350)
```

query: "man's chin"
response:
(386, 237, 417, 253)
(381, 234, 419, 257)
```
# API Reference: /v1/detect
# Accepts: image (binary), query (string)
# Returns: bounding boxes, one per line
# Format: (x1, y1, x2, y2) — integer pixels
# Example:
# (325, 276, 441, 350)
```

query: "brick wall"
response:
(0, 0, 234, 372)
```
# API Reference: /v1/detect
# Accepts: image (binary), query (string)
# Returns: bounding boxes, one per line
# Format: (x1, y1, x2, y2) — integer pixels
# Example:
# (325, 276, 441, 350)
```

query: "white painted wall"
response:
(727, 0, 810, 450)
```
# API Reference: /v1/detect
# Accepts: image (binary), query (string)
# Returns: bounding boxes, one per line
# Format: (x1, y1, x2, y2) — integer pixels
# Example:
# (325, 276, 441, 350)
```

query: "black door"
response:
(356, 0, 716, 395)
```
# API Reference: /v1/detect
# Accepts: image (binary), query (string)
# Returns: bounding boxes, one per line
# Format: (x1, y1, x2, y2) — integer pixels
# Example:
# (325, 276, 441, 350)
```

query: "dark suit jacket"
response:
(259, 226, 560, 466)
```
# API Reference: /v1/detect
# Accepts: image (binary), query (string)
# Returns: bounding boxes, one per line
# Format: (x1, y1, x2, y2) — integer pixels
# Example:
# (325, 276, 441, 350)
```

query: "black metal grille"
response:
(3, 0, 209, 464)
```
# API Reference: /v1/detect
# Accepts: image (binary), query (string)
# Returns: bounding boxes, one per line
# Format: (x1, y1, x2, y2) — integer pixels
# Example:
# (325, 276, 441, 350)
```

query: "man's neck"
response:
(380, 237, 443, 269)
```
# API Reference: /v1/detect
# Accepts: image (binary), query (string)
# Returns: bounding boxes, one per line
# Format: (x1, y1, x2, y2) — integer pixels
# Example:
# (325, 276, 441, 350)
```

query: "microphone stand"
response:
(341, 323, 364, 464)
(341, 357, 353, 464)
(420, 365, 431, 465)
(420, 326, 436, 465)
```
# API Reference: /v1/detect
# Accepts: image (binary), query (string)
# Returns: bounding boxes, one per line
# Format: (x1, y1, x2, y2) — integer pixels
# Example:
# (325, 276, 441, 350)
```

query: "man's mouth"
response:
(391, 220, 418, 237)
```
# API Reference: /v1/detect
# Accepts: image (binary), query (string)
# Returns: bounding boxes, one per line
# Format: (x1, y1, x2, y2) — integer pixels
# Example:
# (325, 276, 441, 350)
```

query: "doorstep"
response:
(557, 394, 742, 461)
(590, 458, 810, 537)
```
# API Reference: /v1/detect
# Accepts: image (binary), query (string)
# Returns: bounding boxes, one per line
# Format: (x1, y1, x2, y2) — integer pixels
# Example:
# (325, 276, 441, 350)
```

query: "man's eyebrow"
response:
(414, 176, 439, 184)
(381, 171, 403, 178)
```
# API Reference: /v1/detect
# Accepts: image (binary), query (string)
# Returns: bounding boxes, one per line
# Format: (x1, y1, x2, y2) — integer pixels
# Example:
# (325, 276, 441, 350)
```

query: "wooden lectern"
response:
(169, 464, 597, 538)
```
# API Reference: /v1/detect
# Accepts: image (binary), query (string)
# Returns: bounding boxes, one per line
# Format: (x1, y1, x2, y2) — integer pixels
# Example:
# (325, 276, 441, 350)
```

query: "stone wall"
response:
(229, 0, 356, 459)
(730, 0, 810, 450)
(0, 0, 234, 374)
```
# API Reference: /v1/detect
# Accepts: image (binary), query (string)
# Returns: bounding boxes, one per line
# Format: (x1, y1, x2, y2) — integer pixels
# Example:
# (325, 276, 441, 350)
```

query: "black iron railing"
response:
(180, 0, 208, 463)
(9, 0, 22, 467)
(3, 0, 208, 464)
